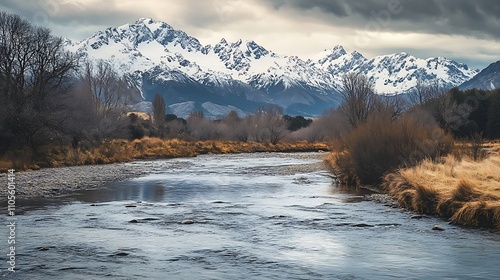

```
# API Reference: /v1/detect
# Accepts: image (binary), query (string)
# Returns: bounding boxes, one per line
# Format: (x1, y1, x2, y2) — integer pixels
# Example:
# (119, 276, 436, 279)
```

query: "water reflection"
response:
(328, 183, 375, 203)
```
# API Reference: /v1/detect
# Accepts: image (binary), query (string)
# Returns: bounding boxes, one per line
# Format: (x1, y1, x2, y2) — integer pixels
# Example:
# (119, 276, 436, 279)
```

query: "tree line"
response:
(133, 100, 310, 145)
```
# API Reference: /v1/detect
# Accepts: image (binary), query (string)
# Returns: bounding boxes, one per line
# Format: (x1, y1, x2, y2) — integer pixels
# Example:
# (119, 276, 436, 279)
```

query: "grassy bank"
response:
(326, 141, 500, 230)
(382, 144, 500, 230)
(0, 138, 329, 171)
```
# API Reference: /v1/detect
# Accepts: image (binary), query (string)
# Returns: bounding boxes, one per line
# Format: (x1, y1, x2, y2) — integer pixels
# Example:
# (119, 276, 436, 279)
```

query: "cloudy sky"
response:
(1, 0, 498, 69)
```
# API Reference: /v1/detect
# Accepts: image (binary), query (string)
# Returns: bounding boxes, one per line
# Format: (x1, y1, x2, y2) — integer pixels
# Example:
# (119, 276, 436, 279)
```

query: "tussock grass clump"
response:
(412, 184, 440, 214)
(384, 151, 500, 229)
(452, 180, 485, 202)
(382, 174, 439, 214)
(451, 201, 500, 228)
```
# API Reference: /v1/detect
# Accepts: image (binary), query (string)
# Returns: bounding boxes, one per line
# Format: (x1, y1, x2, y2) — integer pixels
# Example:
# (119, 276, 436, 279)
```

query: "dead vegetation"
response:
(382, 144, 500, 229)
(324, 112, 454, 186)
(0, 138, 329, 171)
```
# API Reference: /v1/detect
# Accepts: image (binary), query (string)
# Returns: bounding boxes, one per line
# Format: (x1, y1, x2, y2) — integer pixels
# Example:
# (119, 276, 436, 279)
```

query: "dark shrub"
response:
(332, 112, 454, 186)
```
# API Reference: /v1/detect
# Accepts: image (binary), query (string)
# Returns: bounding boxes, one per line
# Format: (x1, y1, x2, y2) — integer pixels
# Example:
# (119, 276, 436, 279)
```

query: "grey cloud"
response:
(267, 0, 500, 40)
(0, 0, 142, 38)
(272, 0, 350, 17)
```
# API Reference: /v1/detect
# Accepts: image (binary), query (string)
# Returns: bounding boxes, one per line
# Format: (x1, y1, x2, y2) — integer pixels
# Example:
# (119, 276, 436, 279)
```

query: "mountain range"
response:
(65, 18, 493, 117)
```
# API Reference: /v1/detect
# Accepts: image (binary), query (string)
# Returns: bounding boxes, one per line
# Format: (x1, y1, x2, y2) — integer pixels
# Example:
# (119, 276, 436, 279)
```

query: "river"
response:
(1, 153, 499, 279)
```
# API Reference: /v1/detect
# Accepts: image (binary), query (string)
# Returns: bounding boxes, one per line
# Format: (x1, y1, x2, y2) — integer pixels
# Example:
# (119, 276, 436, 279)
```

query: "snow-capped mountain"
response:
(314, 45, 478, 94)
(460, 61, 500, 91)
(66, 18, 478, 117)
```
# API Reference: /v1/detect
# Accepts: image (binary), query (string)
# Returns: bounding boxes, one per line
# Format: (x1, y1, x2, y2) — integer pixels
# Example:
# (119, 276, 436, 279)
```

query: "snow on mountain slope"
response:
(460, 61, 500, 90)
(202, 102, 246, 118)
(314, 46, 478, 94)
(66, 18, 479, 116)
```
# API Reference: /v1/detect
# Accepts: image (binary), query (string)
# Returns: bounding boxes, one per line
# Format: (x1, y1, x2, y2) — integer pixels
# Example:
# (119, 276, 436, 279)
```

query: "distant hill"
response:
(460, 61, 500, 90)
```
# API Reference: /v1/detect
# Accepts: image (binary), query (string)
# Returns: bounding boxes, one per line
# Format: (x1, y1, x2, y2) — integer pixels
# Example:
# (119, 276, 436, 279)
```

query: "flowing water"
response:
(1, 153, 499, 279)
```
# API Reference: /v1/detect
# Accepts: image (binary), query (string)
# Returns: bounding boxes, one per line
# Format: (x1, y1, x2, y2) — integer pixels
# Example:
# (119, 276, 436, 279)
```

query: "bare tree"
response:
(187, 111, 221, 140)
(63, 83, 99, 146)
(409, 78, 444, 106)
(0, 11, 77, 152)
(79, 60, 130, 116)
(252, 106, 288, 144)
(339, 72, 376, 128)
(77, 59, 138, 141)
(235, 116, 252, 142)
(371, 94, 406, 121)
(268, 114, 289, 144)
(221, 110, 241, 141)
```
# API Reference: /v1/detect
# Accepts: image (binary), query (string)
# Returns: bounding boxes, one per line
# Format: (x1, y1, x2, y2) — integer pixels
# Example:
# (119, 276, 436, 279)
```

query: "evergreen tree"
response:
(486, 90, 500, 139)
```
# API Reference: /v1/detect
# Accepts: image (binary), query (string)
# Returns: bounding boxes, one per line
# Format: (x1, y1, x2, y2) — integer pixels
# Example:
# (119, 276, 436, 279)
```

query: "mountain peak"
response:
(246, 40, 269, 59)
(350, 51, 365, 60)
(460, 60, 500, 90)
(231, 39, 243, 47)
(137, 17, 155, 24)
(316, 45, 347, 65)
(332, 45, 347, 55)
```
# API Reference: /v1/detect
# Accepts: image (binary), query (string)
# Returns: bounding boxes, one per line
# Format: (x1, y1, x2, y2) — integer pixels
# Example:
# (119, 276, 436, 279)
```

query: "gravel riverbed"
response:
(0, 163, 149, 201)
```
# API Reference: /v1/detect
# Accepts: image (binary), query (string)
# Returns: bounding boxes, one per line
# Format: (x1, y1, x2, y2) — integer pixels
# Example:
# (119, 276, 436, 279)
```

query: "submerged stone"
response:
(411, 215, 425, 219)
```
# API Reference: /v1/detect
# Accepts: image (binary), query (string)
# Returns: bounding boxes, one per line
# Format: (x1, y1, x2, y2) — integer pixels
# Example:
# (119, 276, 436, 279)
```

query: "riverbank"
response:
(0, 138, 330, 172)
(325, 143, 500, 230)
(0, 151, 329, 201)
(382, 152, 500, 230)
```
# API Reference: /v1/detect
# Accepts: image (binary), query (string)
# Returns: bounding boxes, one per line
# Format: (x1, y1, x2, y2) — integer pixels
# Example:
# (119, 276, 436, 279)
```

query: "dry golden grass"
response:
(0, 138, 330, 172)
(383, 144, 500, 229)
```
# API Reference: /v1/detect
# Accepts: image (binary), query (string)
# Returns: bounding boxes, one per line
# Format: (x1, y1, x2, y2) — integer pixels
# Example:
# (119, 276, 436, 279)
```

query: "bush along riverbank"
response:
(322, 103, 500, 231)
(326, 141, 500, 231)
(0, 138, 330, 172)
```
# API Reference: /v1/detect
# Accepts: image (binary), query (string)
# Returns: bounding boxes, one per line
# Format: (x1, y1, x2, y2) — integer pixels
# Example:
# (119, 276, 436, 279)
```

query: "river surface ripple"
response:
(1, 153, 499, 279)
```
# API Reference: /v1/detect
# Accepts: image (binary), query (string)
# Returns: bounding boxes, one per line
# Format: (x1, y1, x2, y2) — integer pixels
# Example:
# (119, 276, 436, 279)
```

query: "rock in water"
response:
(181, 220, 195, 224)
(432, 225, 445, 231)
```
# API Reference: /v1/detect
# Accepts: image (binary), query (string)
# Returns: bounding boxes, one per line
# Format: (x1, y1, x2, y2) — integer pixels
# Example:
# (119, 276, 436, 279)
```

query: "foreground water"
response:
(1, 153, 499, 279)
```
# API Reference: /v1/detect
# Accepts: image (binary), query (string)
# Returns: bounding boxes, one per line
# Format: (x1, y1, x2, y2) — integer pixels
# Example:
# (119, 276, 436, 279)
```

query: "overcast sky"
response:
(1, 0, 499, 69)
